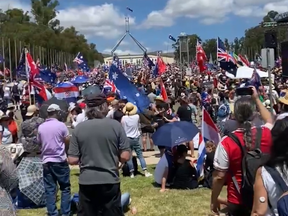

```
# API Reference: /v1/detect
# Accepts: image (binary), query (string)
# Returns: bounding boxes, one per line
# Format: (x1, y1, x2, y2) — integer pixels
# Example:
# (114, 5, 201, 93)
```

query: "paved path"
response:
(70, 150, 198, 169)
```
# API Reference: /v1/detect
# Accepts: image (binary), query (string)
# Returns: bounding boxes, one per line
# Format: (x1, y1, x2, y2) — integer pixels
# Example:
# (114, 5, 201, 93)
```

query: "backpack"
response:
(228, 127, 270, 210)
(217, 103, 230, 118)
(265, 166, 288, 216)
(12, 85, 19, 95)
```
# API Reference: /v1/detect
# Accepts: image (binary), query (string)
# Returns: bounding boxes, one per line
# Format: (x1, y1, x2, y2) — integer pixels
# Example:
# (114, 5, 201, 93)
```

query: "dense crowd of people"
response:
(1, 64, 288, 216)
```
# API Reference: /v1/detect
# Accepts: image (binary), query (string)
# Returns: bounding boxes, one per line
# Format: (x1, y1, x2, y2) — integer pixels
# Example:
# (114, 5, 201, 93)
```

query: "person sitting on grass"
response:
(154, 147, 177, 192)
(172, 144, 198, 190)
(203, 141, 216, 189)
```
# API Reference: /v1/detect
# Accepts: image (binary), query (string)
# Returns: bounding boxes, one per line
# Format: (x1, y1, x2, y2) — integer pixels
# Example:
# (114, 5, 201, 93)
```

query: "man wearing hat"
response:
(37, 104, 71, 216)
(67, 93, 130, 216)
(21, 105, 44, 153)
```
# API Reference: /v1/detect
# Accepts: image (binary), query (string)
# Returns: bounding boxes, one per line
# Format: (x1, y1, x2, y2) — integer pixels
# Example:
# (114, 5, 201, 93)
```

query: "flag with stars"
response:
(38, 67, 57, 84)
(217, 37, 237, 77)
(109, 64, 150, 113)
(73, 52, 90, 72)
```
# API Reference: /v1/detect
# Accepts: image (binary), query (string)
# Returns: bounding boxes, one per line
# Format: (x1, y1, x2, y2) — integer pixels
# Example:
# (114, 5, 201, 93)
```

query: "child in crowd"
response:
(203, 141, 216, 188)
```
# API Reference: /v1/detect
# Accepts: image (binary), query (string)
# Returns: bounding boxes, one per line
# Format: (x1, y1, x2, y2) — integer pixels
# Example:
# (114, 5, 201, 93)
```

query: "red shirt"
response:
(214, 123, 273, 204)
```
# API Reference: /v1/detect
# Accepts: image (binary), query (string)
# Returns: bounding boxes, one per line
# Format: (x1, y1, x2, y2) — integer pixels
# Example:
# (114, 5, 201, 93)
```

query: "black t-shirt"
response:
(173, 160, 198, 189)
(153, 113, 173, 130)
(219, 74, 227, 83)
(177, 105, 192, 122)
(113, 109, 124, 122)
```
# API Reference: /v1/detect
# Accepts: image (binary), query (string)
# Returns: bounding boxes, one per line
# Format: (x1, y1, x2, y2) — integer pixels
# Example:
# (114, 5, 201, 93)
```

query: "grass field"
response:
(18, 166, 226, 216)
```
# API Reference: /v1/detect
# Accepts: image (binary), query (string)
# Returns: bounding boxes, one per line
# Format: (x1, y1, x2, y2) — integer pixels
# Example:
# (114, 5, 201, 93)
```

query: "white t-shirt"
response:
(72, 111, 86, 128)
(0, 125, 13, 145)
(261, 166, 288, 216)
(121, 115, 140, 139)
(3, 87, 10, 97)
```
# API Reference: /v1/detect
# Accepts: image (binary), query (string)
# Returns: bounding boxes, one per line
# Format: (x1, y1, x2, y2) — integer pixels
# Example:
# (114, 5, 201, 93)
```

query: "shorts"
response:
(13, 95, 20, 103)
(141, 126, 155, 134)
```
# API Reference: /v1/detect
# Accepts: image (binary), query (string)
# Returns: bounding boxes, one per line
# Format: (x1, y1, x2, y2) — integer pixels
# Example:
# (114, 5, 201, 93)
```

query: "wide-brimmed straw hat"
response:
(123, 102, 137, 115)
(0, 111, 9, 121)
(154, 96, 164, 102)
(279, 91, 288, 105)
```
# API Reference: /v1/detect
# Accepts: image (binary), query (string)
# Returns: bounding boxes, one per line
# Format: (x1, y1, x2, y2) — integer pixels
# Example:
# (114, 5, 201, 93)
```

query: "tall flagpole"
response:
(24, 48, 31, 105)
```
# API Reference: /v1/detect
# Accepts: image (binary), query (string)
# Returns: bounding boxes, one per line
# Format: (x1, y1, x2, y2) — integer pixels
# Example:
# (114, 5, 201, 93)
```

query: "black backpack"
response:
(228, 127, 270, 210)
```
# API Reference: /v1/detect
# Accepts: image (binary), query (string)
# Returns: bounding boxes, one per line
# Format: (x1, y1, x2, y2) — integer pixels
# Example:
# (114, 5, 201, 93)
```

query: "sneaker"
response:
(130, 173, 135, 178)
(144, 172, 152, 177)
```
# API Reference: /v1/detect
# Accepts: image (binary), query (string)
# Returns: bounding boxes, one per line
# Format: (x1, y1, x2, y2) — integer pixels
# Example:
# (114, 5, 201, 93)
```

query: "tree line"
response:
(173, 10, 287, 63)
(0, 0, 104, 70)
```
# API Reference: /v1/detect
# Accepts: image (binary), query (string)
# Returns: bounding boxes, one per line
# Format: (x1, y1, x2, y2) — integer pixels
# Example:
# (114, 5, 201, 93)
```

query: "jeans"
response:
(43, 161, 71, 216)
(78, 183, 123, 216)
(127, 137, 147, 172)
(121, 192, 130, 211)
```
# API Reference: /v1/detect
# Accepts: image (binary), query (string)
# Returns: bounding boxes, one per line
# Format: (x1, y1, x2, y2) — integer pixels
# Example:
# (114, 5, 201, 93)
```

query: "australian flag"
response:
(73, 52, 90, 72)
(38, 67, 57, 84)
(143, 52, 155, 69)
(109, 64, 150, 112)
(16, 50, 26, 79)
(217, 37, 237, 77)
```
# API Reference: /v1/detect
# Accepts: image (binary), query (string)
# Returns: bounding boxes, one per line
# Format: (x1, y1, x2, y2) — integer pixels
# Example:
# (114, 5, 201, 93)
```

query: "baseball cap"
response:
(47, 104, 61, 112)
(26, 105, 38, 116)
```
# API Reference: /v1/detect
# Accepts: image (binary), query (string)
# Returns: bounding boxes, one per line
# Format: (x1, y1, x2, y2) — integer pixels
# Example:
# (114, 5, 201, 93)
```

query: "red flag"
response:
(160, 80, 168, 101)
(26, 52, 47, 101)
(157, 57, 166, 75)
(196, 40, 207, 73)
(26, 52, 39, 78)
(238, 54, 250, 67)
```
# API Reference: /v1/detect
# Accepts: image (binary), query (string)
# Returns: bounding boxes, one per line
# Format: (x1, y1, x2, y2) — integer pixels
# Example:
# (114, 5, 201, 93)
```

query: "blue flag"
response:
(0, 54, 4, 64)
(109, 64, 150, 112)
(217, 37, 237, 77)
(73, 52, 90, 72)
(143, 52, 155, 69)
(168, 34, 176, 42)
(38, 67, 57, 84)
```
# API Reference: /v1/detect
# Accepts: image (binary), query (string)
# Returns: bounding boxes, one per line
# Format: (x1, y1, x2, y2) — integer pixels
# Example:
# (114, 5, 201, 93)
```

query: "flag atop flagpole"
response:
(126, 7, 133, 12)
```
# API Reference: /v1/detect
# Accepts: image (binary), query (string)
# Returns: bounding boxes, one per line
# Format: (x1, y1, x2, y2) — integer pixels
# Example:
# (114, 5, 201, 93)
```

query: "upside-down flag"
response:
(196, 108, 221, 179)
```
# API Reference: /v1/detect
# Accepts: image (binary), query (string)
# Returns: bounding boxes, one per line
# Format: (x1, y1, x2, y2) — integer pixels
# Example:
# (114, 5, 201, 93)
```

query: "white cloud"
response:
(0, 1, 133, 39)
(0, 0, 30, 13)
(141, 0, 288, 27)
(102, 49, 138, 55)
(57, 4, 135, 39)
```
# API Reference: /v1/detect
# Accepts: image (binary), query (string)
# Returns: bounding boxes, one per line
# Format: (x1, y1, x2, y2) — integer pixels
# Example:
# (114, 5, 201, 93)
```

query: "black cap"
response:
(85, 93, 106, 107)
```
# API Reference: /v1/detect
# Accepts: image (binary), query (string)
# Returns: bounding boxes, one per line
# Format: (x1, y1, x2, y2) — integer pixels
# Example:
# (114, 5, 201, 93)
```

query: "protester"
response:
(37, 104, 71, 216)
(252, 117, 288, 215)
(211, 87, 274, 216)
(68, 93, 131, 216)
(121, 102, 152, 178)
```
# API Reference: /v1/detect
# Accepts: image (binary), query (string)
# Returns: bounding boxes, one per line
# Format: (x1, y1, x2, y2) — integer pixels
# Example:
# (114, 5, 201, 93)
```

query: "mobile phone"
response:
(235, 87, 253, 96)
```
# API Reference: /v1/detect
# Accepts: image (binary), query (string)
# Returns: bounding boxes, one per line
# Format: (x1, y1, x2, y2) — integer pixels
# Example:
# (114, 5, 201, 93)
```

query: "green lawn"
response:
(18, 166, 226, 216)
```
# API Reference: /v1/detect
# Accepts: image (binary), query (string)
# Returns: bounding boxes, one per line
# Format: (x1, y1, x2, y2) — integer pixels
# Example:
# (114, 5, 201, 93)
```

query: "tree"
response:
(0, 0, 104, 69)
(172, 10, 286, 62)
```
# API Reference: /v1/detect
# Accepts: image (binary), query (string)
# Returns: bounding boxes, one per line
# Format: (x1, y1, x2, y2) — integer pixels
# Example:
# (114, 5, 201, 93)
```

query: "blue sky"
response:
(4, 0, 288, 54)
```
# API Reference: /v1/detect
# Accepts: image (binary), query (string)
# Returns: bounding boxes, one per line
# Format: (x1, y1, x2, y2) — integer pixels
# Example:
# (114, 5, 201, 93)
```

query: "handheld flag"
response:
(73, 52, 90, 72)
(143, 52, 155, 69)
(196, 39, 207, 73)
(197, 108, 221, 179)
(168, 34, 177, 42)
(217, 37, 237, 76)
(249, 67, 262, 89)
(109, 64, 150, 113)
